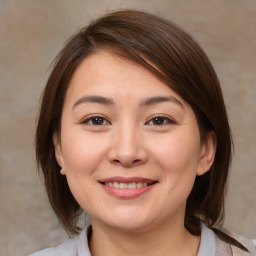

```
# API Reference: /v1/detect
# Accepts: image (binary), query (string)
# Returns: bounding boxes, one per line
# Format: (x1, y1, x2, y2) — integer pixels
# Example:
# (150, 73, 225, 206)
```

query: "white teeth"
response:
(113, 182, 119, 189)
(105, 182, 148, 189)
(120, 183, 128, 189)
(128, 182, 136, 189)
(137, 182, 142, 188)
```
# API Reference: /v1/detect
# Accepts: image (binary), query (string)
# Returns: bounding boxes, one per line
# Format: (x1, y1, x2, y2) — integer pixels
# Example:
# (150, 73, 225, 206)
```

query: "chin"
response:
(97, 210, 159, 233)
(107, 220, 154, 233)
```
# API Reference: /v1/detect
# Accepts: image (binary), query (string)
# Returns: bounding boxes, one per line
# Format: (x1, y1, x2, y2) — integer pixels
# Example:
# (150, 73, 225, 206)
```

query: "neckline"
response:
(197, 222, 216, 256)
(78, 222, 216, 256)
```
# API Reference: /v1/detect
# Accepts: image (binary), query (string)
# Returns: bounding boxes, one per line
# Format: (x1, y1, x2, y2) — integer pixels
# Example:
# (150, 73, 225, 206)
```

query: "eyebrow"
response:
(139, 96, 184, 109)
(72, 95, 184, 110)
(72, 95, 114, 109)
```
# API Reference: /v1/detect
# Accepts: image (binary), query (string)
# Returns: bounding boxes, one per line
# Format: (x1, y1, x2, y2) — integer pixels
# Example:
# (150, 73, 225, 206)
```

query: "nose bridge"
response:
(108, 119, 147, 166)
(118, 121, 138, 151)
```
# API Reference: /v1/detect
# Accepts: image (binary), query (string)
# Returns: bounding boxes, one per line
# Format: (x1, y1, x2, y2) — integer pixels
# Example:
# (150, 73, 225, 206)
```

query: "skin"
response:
(54, 50, 216, 256)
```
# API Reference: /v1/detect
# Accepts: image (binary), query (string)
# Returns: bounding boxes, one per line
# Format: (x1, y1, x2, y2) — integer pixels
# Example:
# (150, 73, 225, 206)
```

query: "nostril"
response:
(108, 148, 148, 167)
(111, 158, 142, 167)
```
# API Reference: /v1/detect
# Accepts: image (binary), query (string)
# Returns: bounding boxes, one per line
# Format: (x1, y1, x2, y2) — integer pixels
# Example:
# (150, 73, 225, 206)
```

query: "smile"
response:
(105, 181, 149, 189)
(98, 177, 158, 199)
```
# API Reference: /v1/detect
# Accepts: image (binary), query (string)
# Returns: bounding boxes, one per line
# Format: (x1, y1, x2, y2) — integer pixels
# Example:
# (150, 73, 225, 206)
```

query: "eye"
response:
(146, 116, 175, 126)
(81, 116, 111, 125)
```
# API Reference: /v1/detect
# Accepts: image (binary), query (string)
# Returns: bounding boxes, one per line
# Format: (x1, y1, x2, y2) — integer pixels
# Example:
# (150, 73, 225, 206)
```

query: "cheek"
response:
(154, 135, 201, 207)
(61, 130, 108, 175)
(149, 133, 201, 179)
(60, 131, 109, 210)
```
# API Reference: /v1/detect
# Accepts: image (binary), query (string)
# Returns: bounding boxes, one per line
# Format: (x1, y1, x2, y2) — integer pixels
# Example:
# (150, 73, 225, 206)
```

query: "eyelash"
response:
(146, 115, 175, 126)
(81, 115, 111, 125)
(81, 115, 175, 126)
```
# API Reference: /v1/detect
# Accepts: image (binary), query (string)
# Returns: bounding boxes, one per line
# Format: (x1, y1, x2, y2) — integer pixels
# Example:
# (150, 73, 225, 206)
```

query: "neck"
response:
(89, 217, 200, 256)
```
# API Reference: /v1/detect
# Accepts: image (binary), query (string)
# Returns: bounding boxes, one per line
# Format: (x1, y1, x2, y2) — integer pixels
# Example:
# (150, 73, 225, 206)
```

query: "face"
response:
(54, 50, 215, 232)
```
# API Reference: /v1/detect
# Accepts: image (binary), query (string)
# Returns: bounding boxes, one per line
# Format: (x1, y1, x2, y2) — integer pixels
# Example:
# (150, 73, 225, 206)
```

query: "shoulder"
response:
(231, 233, 256, 256)
(29, 236, 79, 256)
(29, 229, 90, 256)
(214, 228, 256, 256)
(29, 238, 78, 256)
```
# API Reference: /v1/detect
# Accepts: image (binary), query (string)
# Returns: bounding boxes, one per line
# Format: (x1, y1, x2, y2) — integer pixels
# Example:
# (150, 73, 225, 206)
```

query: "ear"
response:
(53, 133, 66, 175)
(196, 131, 217, 176)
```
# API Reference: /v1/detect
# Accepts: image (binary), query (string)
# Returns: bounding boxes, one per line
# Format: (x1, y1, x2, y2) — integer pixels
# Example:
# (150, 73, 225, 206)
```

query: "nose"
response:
(107, 124, 148, 167)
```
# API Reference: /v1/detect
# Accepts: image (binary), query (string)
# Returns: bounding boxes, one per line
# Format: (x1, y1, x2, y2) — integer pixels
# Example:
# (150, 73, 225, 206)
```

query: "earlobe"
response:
(53, 133, 65, 174)
(196, 131, 217, 176)
(60, 168, 66, 175)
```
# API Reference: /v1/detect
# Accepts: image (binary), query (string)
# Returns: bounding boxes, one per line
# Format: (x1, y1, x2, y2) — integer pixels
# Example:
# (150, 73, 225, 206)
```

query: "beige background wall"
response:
(0, 0, 255, 255)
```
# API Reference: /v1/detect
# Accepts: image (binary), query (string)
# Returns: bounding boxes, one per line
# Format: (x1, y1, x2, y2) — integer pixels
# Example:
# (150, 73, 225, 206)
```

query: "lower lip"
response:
(100, 184, 156, 199)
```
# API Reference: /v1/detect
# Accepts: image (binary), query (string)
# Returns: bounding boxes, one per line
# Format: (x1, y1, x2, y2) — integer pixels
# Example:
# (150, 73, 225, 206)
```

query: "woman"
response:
(30, 10, 256, 256)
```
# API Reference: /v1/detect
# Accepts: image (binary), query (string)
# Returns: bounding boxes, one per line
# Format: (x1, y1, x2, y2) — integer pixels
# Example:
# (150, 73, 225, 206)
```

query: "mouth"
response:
(102, 181, 156, 189)
(98, 177, 158, 199)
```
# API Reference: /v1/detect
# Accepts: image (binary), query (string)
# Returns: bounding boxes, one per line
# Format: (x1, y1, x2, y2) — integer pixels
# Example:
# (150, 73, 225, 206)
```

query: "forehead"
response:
(65, 50, 185, 105)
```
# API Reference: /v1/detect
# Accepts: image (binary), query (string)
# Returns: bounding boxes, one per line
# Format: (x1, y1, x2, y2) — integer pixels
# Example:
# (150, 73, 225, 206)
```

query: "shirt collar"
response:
(197, 222, 216, 256)
(77, 222, 216, 256)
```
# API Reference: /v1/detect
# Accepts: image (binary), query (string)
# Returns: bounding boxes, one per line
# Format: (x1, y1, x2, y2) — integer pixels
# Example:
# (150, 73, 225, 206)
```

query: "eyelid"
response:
(145, 114, 176, 125)
(80, 114, 111, 125)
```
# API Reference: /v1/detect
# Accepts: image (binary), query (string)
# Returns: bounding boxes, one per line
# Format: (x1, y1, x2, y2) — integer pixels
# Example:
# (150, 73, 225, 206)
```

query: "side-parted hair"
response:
(36, 10, 232, 237)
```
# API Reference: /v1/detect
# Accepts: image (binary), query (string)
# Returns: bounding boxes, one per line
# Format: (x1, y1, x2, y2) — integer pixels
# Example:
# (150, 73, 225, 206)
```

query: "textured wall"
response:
(0, 1, 255, 255)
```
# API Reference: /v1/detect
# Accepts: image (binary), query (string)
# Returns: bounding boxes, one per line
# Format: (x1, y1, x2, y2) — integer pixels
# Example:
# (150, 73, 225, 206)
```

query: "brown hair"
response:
(36, 10, 232, 238)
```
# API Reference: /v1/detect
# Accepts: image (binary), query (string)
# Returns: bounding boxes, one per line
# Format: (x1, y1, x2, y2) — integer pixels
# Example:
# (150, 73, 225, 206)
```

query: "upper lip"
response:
(98, 176, 158, 184)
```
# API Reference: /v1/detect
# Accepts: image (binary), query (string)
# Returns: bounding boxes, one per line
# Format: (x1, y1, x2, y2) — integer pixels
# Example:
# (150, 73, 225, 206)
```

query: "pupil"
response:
(154, 117, 164, 125)
(93, 117, 103, 125)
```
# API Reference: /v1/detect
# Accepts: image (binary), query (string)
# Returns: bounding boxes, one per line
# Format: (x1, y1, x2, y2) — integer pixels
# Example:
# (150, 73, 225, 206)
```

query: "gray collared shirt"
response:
(197, 222, 216, 256)
(29, 222, 216, 256)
